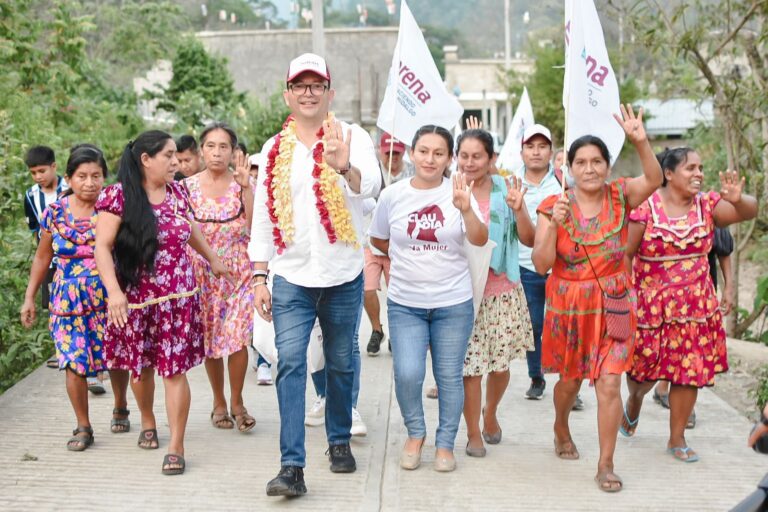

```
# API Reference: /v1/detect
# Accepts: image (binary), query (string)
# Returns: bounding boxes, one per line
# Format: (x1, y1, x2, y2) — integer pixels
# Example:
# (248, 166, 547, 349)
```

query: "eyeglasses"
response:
(287, 83, 329, 96)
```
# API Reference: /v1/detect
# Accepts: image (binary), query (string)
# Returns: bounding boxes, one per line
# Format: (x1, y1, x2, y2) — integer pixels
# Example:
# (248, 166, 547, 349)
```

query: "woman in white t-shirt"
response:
(369, 125, 488, 473)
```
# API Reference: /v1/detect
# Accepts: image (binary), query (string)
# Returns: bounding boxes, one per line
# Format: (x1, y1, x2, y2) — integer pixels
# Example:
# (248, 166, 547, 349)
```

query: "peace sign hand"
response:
(613, 103, 647, 144)
(452, 172, 474, 213)
(719, 169, 745, 204)
(232, 148, 251, 189)
(505, 175, 528, 212)
(322, 116, 352, 172)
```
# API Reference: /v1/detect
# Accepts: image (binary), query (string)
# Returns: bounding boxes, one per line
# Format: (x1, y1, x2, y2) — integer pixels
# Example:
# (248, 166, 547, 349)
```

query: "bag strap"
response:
(576, 243, 607, 296)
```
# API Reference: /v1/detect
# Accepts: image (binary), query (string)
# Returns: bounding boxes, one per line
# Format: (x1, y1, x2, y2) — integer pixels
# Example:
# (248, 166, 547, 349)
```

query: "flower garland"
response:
(264, 115, 358, 253)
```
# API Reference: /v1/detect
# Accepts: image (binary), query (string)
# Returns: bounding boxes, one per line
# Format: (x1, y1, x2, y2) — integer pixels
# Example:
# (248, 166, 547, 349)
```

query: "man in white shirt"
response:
(249, 53, 380, 497)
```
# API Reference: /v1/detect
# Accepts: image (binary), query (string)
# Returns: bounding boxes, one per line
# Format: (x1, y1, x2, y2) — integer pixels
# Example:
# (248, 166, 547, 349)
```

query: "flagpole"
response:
(388, 2, 405, 186)
(562, 8, 569, 196)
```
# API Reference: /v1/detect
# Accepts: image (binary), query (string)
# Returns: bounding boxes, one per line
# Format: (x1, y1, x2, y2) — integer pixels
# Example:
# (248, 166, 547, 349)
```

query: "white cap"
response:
(521, 124, 552, 145)
(287, 53, 330, 82)
(248, 154, 260, 167)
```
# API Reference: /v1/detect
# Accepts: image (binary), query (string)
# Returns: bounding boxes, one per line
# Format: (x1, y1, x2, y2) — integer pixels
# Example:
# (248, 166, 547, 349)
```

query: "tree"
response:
(157, 37, 245, 127)
(626, 0, 768, 337)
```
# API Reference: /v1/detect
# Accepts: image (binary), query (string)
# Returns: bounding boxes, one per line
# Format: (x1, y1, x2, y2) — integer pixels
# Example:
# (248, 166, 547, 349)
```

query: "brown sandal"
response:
(595, 470, 623, 492)
(231, 409, 256, 433)
(67, 426, 94, 452)
(210, 410, 234, 429)
(138, 428, 159, 450)
(554, 438, 580, 460)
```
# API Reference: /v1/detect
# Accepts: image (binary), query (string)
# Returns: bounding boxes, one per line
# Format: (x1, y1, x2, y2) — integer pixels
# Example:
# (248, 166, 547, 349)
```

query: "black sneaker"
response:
(266, 466, 307, 497)
(327, 443, 356, 473)
(572, 394, 584, 411)
(525, 377, 546, 400)
(367, 330, 385, 356)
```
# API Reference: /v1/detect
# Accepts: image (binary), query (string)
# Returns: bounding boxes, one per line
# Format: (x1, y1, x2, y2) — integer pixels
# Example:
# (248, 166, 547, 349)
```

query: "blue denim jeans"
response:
(520, 266, 547, 379)
(387, 298, 473, 451)
(272, 273, 363, 467)
(311, 290, 363, 407)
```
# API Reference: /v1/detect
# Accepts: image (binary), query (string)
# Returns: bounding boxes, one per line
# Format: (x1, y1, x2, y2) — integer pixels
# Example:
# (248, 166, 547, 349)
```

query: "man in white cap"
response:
(249, 53, 380, 497)
(515, 124, 563, 400)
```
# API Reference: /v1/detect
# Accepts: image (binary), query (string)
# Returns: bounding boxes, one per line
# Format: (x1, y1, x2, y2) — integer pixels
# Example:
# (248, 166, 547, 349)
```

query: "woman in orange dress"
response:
(532, 105, 662, 492)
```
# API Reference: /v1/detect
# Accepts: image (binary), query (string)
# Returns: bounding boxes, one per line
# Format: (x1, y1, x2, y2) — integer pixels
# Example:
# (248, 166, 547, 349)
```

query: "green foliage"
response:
(158, 37, 245, 127)
(752, 365, 768, 410)
(232, 92, 291, 154)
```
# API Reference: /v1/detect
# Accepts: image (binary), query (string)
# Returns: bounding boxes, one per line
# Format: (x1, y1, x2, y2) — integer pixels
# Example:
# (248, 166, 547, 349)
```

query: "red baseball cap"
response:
(287, 53, 331, 82)
(380, 132, 406, 154)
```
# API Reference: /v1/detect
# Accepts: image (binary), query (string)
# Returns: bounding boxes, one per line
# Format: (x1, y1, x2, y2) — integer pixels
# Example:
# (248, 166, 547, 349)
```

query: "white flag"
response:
(376, 0, 464, 146)
(497, 87, 534, 172)
(563, 0, 624, 164)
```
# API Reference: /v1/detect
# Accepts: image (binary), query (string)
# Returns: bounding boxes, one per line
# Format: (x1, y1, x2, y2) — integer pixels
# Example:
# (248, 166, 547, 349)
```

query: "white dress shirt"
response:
(248, 121, 381, 288)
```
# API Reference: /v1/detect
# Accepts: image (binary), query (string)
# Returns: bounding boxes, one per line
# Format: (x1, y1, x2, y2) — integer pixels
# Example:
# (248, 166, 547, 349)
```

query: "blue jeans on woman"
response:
(520, 266, 547, 380)
(272, 273, 363, 468)
(311, 291, 363, 407)
(387, 298, 474, 451)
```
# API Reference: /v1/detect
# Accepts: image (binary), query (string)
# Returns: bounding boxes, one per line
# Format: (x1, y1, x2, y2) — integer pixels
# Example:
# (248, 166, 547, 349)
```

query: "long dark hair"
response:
(114, 130, 172, 286)
(656, 147, 695, 187)
(412, 125, 454, 177)
(60, 144, 108, 198)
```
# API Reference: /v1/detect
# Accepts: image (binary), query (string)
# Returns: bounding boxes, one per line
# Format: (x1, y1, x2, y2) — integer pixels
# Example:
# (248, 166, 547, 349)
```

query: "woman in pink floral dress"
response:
(183, 123, 257, 433)
(623, 147, 757, 463)
(95, 130, 230, 476)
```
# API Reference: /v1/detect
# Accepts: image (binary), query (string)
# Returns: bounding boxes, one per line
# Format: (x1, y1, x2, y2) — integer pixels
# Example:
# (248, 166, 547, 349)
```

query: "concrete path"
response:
(0, 296, 765, 511)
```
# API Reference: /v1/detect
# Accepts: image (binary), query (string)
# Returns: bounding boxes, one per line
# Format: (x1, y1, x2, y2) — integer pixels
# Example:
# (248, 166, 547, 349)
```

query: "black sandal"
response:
(162, 453, 185, 476)
(67, 426, 94, 452)
(111, 408, 130, 433)
(137, 428, 159, 450)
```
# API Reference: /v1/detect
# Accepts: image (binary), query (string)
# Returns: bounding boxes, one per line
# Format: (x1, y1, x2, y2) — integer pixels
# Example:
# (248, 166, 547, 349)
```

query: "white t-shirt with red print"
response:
(368, 177, 480, 309)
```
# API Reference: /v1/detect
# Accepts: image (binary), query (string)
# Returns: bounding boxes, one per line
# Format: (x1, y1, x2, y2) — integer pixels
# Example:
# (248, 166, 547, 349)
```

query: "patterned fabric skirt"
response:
(50, 310, 107, 377)
(104, 294, 204, 379)
(463, 287, 533, 377)
(629, 312, 728, 388)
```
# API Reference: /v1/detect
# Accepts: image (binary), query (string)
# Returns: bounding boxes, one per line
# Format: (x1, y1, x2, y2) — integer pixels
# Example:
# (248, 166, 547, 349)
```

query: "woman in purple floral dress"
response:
(95, 130, 230, 476)
(21, 145, 128, 451)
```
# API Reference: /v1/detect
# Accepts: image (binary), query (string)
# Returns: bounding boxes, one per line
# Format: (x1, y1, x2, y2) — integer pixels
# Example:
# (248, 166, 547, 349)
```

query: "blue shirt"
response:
(514, 165, 563, 272)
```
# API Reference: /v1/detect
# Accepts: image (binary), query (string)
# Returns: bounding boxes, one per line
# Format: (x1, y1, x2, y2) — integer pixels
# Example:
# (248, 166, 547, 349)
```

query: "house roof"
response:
(637, 98, 714, 137)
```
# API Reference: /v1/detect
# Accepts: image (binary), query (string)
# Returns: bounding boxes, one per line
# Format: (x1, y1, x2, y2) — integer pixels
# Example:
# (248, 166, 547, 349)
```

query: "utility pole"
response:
(312, 0, 325, 57)
(504, 0, 512, 136)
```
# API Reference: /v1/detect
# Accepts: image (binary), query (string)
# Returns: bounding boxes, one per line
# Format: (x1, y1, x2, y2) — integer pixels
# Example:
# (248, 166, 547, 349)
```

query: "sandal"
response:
(162, 453, 185, 476)
(111, 408, 130, 433)
(426, 386, 438, 400)
(67, 426, 94, 452)
(210, 410, 234, 429)
(619, 405, 639, 437)
(554, 438, 580, 460)
(46, 357, 58, 369)
(231, 409, 256, 433)
(686, 410, 696, 429)
(667, 446, 699, 463)
(653, 389, 670, 409)
(137, 428, 159, 450)
(595, 470, 623, 492)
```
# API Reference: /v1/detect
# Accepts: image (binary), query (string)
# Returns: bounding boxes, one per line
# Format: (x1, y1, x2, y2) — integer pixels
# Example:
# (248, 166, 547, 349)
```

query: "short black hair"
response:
(237, 142, 248, 154)
(25, 146, 55, 168)
(176, 135, 198, 153)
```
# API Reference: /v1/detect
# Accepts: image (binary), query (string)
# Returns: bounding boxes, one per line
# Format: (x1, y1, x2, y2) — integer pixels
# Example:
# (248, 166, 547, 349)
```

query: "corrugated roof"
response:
(637, 98, 714, 137)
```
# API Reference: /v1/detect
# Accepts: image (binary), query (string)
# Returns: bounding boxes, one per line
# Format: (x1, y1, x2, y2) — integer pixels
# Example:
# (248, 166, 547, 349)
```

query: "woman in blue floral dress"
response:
(20, 145, 127, 451)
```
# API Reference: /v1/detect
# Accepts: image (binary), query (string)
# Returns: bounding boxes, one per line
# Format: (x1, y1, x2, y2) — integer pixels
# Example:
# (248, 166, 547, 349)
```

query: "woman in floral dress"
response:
(21, 145, 127, 451)
(456, 128, 534, 458)
(183, 123, 257, 432)
(622, 147, 757, 463)
(95, 130, 230, 475)
(532, 105, 662, 492)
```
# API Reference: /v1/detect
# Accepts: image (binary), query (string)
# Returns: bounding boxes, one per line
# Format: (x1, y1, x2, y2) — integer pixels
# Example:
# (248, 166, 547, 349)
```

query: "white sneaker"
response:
(305, 396, 326, 426)
(256, 363, 273, 385)
(351, 408, 368, 437)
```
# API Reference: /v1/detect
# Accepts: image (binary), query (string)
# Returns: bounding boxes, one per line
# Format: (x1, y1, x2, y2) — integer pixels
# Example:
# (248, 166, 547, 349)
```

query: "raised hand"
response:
(719, 170, 745, 204)
(505, 175, 528, 212)
(232, 148, 251, 189)
(452, 171, 474, 213)
(322, 116, 352, 172)
(465, 115, 483, 131)
(551, 195, 570, 226)
(613, 103, 647, 145)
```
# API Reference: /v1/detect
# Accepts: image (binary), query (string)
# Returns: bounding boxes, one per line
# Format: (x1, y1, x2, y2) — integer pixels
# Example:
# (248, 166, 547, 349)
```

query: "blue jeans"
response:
(272, 273, 363, 467)
(311, 291, 363, 407)
(387, 298, 473, 451)
(520, 266, 547, 379)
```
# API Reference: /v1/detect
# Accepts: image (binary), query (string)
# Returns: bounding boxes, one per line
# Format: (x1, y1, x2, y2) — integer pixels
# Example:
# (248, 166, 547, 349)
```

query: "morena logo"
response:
(406, 205, 444, 242)
(398, 62, 432, 104)
(565, 21, 610, 87)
